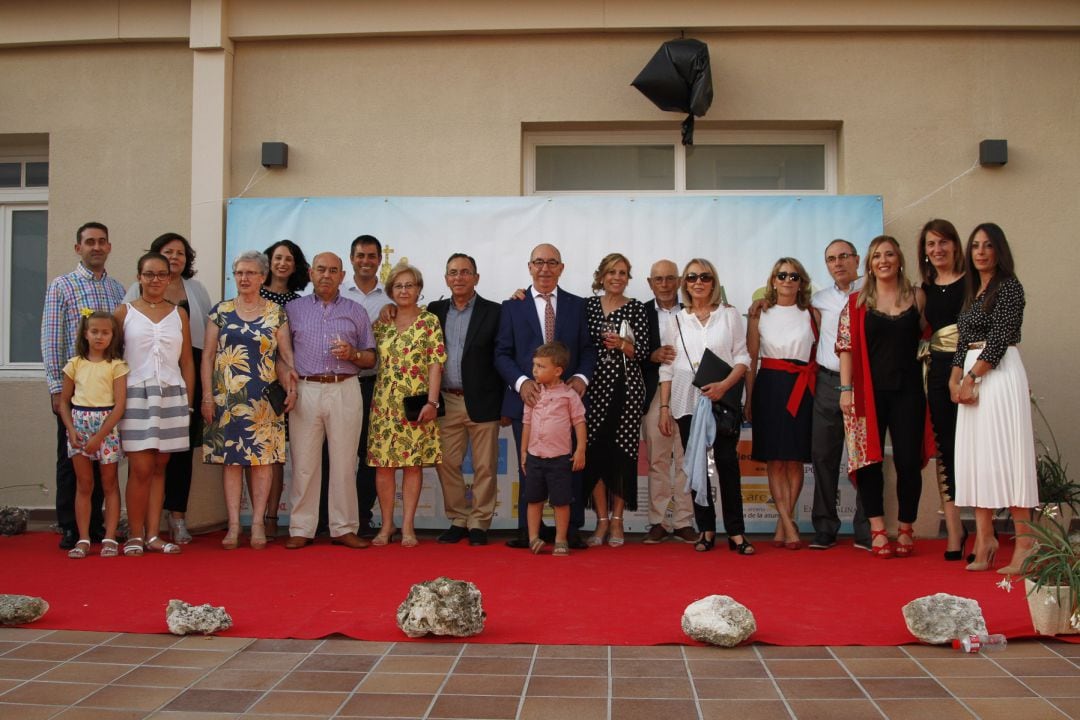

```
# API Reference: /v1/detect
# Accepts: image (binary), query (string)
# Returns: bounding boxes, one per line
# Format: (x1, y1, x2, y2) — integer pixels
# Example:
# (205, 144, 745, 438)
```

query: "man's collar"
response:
(312, 292, 342, 305)
(530, 286, 559, 299)
(451, 292, 477, 310)
(75, 262, 108, 281)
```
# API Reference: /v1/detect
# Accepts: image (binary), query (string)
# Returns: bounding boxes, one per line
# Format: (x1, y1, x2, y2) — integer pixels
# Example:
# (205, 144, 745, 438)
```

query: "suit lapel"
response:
(525, 286, 543, 341)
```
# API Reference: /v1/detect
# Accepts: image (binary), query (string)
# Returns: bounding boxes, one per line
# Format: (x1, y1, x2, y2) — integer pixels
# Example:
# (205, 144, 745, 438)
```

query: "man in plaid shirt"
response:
(40, 221, 126, 550)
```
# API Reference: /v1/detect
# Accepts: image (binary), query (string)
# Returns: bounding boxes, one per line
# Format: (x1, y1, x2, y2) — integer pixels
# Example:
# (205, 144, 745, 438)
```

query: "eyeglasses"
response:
(233, 270, 262, 278)
(776, 271, 802, 282)
(392, 283, 417, 292)
(446, 269, 475, 277)
(530, 259, 561, 269)
(650, 275, 678, 283)
(685, 273, 714, 284)
(826, 252, 856, 264)
(140, 271, 170, 281)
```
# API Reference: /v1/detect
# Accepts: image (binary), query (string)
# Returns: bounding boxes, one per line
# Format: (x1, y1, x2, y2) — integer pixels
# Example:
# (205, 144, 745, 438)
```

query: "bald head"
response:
(647, 258, 680, 307)
(528, 243, 564, 293)
(309, 252, 345, 301)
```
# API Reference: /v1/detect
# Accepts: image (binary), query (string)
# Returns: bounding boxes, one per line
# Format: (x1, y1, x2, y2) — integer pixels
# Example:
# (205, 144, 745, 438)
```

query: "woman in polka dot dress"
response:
(583, 253, 648, 547)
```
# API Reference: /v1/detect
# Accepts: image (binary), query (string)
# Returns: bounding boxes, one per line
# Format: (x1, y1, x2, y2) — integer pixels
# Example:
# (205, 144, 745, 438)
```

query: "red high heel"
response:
(894, 526, 915, 558)
(870, 529, 893, 559)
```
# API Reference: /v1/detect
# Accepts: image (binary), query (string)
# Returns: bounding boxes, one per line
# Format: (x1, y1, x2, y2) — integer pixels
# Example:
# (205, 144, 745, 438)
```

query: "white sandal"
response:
(67, 539, 91, 559)
(100, 538, 119, 558)
(123, 537, 145, 557)
(147, 535, 181, 554)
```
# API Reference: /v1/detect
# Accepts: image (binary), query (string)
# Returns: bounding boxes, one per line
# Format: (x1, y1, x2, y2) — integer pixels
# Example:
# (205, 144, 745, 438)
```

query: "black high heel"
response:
(728, 537, 755, 555)
(944, 526, 969, 562)
(694, 533, 715, 552)
(966, 527, 997, 564)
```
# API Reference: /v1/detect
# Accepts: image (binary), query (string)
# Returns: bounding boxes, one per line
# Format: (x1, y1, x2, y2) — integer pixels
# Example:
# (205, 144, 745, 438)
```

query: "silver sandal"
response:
(147, 535, 181, 554)
(100, 538, 119, 558)
(123, 537, 145, 557)
(168, 516, 192, 544)
(67, 539, 91, 559)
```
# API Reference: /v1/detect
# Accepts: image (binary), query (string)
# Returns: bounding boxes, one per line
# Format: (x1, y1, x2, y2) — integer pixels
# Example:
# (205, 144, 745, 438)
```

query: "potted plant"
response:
(1018, 515, 1079, 636)
(1032, 396, 1078, 529)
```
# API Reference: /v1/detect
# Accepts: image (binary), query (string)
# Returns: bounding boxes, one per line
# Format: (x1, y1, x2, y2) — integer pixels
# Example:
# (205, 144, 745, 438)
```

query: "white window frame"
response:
(524, 129, 837, 196)
(0, 182, 48, 376)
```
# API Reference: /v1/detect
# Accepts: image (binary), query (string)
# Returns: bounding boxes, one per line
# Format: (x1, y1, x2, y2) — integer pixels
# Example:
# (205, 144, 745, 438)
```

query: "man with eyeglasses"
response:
(281, 252, 376, 549)
(495, 244, 597, 549)
(427, 253, 503, 546)
(41, 221, 126, 551)
(807, 239, 871, 551)
(342, 234, 387, 538)
(640, 260, 697, 544)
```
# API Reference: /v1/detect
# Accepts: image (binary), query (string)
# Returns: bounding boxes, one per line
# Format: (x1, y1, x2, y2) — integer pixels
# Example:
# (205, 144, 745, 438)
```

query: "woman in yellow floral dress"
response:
(201, 251, 296, 550)
(368, 262, 446, 547)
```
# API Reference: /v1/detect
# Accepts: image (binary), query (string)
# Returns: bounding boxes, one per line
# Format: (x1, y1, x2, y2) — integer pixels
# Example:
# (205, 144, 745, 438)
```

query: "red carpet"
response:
(1, 531, 1069, 645)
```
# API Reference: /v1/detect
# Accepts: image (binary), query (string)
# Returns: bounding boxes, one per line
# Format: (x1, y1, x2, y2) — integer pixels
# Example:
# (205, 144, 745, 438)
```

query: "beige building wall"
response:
(1, 2, 1077, 517)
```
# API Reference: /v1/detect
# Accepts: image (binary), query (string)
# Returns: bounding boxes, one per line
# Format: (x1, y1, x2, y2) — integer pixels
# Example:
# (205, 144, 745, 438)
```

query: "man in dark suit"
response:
(428, 253, 503, 546)
(640, 259, 698, 544)
(495, 243, 596, 549)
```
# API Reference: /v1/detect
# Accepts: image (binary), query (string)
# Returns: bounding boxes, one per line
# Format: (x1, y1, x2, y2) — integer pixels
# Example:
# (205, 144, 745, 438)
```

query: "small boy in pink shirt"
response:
(520, 341, 587, 556)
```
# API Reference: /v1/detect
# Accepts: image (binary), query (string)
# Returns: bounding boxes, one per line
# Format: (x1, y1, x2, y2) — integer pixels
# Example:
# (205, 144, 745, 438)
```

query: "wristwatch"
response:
(427, 399, 440, 409)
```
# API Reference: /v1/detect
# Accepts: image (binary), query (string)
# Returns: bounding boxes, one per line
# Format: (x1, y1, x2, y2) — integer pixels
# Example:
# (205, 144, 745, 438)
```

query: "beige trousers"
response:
(642, 391, 693, 529)
(435, 392, 500, 529)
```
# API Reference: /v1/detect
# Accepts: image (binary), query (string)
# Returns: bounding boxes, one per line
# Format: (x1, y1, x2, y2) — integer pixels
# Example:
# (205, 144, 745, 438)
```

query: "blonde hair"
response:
(591, 253, 632, 293)
(679, 258, 723, 307)
(857, 235, 914, 309)
(384, 261, 424, 295)
(763, 257, 812, 310)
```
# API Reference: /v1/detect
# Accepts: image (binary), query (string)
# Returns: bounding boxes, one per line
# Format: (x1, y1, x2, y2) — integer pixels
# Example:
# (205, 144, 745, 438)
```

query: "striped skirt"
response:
(954, 347, 1038, 509)
(119, 380, 191, 453)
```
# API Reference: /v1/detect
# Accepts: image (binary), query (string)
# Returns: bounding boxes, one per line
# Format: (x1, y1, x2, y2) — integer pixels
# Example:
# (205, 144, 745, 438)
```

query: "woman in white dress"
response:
(949, 223, 1037, 574)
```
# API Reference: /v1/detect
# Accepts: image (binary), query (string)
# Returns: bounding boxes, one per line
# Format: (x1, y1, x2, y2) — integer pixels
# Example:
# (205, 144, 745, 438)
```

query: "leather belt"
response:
(299, 374, 355, 384)
(443, 388, 465, 396)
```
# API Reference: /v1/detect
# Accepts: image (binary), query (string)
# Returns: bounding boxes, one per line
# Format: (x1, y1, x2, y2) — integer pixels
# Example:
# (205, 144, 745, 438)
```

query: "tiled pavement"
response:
(0, 629, 1078, 719)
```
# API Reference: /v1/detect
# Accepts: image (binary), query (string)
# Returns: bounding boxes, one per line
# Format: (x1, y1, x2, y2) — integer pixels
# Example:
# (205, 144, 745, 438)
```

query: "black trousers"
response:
(55, 413, 103, 533)
(856, 384, 926, 523)
(164, 347, 201, 514)
(810, 369, 871, 544)
(926, 353, 958, 502)
(676, 414, 745, 536)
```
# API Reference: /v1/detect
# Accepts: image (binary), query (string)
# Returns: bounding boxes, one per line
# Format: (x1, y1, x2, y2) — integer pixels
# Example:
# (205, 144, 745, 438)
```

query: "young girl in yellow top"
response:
(59, 310, 129, 558)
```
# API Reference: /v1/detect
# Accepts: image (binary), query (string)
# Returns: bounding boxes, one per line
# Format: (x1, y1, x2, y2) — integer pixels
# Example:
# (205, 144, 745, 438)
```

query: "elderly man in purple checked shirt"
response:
(282, 252, 376, 550)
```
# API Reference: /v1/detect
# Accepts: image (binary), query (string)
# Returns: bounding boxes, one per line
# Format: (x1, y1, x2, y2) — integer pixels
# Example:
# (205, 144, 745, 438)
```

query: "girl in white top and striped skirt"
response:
(115, 252, 195, 556)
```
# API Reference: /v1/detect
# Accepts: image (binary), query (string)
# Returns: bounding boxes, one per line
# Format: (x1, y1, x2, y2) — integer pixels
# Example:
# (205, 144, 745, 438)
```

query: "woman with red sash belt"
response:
(838, 236, 931, 559)
(746, 258, 819, 550)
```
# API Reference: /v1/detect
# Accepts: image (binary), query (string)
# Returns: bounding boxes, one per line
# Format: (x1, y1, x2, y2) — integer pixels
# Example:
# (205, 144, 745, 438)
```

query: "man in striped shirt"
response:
(40, 221, 126, 550)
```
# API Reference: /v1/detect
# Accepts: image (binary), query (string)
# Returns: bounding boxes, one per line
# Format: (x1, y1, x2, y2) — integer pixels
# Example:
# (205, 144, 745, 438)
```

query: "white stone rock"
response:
(166, 599, 233, 636)
(0, 595, 48, 625)
(396, 577, 485, 638)
(902, 593, 987, 644)
(681, 595, 756, 647)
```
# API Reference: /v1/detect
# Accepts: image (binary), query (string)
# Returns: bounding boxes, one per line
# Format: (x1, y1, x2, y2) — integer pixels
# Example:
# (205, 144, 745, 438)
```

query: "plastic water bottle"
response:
(952, 634, 1008, 652)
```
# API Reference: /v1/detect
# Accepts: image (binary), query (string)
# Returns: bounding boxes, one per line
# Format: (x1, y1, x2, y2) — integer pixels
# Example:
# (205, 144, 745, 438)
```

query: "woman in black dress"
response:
(583, 253, 648, 547)
(257, 240, 309, 539)
(917, 219, 966, 561)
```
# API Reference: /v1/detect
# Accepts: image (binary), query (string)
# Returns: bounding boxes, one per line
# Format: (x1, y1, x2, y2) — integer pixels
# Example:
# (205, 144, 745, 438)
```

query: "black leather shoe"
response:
(468, 529, 488, 546)
(59, 528, 78, 550)
(438, 525, 468, 544)
(357, 521, 377, 539)
(505, 529, 530, 549)
(567, 533, 589, 550)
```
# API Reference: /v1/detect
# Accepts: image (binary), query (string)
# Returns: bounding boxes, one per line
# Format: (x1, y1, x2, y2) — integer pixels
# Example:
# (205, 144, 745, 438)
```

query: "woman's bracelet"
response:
(838, 385, 853, 392)
(200, 399, 213, 404)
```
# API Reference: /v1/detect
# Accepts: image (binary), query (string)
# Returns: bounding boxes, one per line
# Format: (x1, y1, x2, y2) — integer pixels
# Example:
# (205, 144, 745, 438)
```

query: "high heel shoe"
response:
(694, 533, 715, 552)
(222, 524, 240, 550)
(372, 525, 397, 546)
(728, 536, 755, 555)
(168, 515, 192, 544)
(997, 539, 1035, 575)
(250, 523, 267, 550)
(588, 517, 609, 547)
(944, 526, 969, 561)
(608, 516, 624, 547)
(967, 527, 998, 564)
(870, 529, 893, 559)
(965, 540, 999, 571)
(894, 526, 915, 558)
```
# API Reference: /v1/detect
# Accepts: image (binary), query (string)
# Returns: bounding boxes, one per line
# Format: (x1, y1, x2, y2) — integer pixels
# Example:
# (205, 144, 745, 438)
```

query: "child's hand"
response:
(572, 448, 585, 472)
(67, 430, 85, 450)
(83, 434, 103, 454)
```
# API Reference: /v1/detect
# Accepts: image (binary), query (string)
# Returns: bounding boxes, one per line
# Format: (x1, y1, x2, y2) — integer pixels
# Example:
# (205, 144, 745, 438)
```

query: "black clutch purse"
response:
(263, 381, 287, 416)
(691, 349, 744, 438)
(403, 393, 446, 421)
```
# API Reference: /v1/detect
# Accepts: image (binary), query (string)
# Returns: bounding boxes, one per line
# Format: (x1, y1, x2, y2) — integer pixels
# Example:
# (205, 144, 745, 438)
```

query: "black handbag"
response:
(403, 393, 446, 422)
(675, 317, 744, 437)
(262, 381, 287, 416)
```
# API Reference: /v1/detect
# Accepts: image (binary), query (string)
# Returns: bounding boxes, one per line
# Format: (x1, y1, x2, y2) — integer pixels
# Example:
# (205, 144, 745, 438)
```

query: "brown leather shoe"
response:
(331, 532, 370, 549)
(284, 535, 311, 550)
(643, 524, 670, 544)
(672, 526, 699, 543)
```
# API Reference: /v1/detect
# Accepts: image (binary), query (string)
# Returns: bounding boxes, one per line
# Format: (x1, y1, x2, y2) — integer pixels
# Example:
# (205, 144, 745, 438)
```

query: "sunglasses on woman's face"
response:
(685, 273, 714, 284)
(776, 271, 802, 282)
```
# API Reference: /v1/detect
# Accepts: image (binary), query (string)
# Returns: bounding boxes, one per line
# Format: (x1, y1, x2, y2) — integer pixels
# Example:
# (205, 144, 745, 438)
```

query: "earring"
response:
(925, 256, 930, 263)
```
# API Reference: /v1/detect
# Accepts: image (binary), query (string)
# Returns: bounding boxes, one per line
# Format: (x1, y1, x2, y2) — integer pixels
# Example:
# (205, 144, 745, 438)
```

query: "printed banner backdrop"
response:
(227, 195, 882, 532)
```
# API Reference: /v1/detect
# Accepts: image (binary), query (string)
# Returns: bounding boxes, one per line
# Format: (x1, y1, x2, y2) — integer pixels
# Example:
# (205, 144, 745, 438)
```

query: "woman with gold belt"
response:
(917, 219, 966, 561)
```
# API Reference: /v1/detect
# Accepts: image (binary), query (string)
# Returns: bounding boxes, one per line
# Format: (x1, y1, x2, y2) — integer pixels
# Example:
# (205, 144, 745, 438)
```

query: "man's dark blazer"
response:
(428, 294, 503, 424)
(494, 287, 597, 420)
(642, 298, 682, 410)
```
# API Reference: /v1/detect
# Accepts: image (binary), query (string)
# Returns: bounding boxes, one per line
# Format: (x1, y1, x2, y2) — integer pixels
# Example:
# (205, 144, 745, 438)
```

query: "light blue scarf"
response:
(682, 395, 715, 506)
